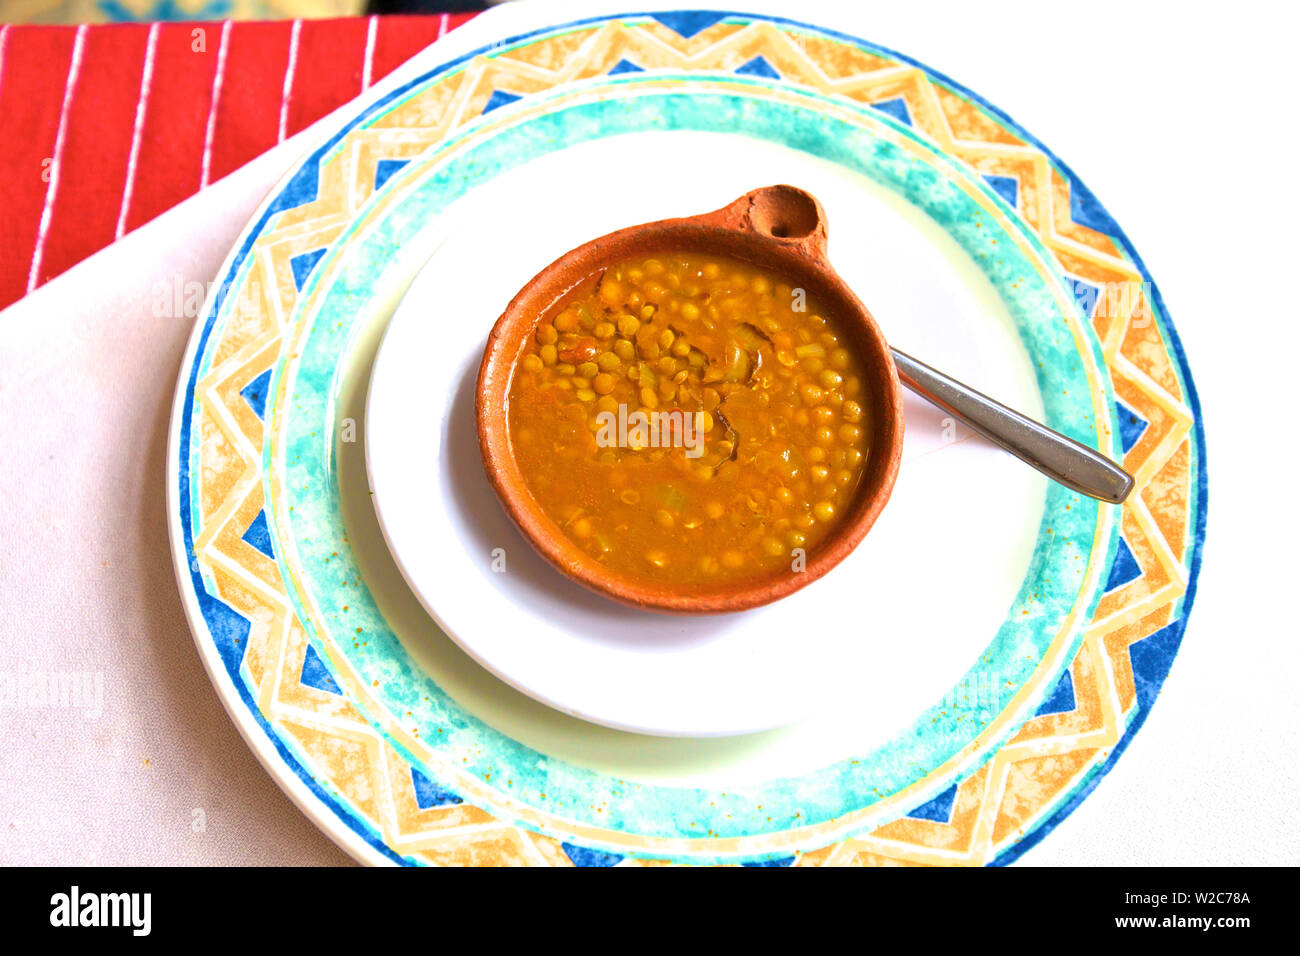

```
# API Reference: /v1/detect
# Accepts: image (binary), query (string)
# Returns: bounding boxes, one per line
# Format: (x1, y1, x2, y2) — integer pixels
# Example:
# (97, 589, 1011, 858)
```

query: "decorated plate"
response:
(167, 4, 1206, 865)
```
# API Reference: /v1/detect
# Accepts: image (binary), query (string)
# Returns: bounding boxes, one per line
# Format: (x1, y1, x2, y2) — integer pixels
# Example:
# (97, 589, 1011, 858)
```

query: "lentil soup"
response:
(506, 250, 874, 587)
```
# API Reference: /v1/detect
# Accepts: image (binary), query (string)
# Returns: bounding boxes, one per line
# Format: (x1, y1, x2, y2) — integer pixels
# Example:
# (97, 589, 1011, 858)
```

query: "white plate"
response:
(364, 130, 1045, 737)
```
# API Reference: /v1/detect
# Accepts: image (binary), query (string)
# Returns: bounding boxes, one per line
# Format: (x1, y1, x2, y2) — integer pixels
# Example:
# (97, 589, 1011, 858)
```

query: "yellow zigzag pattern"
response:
(186, 16, 1197, 866)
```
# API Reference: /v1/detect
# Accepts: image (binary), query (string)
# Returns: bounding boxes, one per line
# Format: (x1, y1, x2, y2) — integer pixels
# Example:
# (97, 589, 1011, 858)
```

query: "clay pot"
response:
(476, 185, 904, 614)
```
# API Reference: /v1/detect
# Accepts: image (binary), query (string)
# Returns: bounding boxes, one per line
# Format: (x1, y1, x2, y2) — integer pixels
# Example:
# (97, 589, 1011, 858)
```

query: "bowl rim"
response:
(475, 186, 905, 613)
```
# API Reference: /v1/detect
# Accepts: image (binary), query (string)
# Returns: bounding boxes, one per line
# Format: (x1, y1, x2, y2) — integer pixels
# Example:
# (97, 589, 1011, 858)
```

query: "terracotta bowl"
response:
(476, 185, 905, 614)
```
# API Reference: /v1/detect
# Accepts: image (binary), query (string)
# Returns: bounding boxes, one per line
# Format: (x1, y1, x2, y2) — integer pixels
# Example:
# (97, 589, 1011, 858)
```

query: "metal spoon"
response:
(891, 349, 1133, 504)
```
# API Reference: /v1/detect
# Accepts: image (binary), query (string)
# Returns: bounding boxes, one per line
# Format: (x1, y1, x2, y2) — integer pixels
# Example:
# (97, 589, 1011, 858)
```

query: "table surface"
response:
(0, 12, 476, 313)
(0, 0, 1296, 866)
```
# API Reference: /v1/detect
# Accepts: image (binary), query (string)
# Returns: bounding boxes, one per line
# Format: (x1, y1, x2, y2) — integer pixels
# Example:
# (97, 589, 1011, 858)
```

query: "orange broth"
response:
(507, 251, 872, 585)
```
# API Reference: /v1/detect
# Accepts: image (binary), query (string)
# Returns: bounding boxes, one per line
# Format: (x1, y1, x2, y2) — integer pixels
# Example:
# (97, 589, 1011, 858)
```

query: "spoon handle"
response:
(890, 348, 1133, 504)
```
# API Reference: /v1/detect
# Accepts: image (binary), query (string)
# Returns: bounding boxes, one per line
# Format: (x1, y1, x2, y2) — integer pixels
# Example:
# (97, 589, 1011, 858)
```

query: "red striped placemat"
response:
(0, 13, 476, 311)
